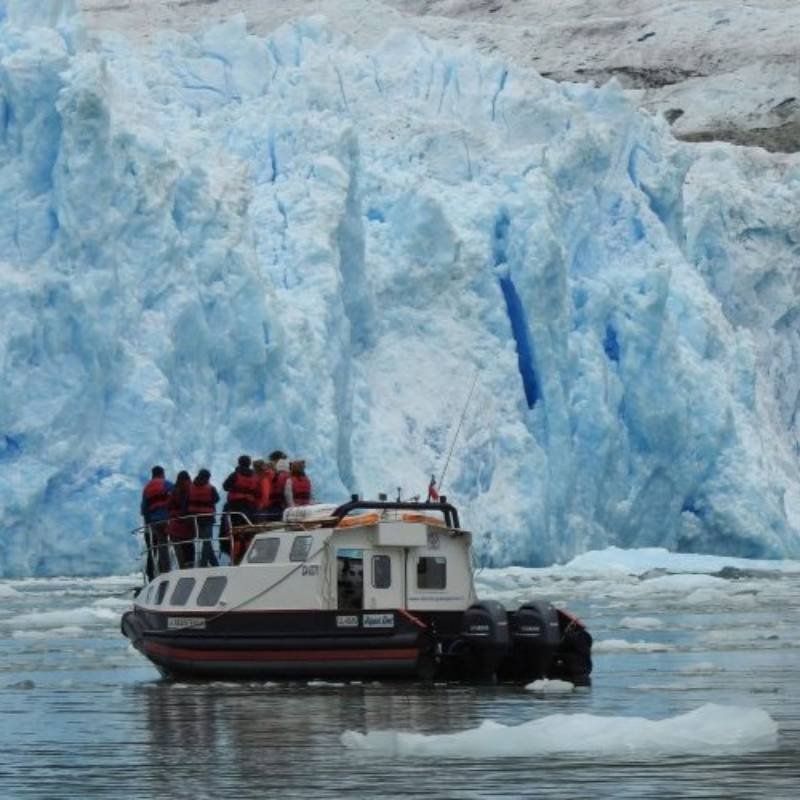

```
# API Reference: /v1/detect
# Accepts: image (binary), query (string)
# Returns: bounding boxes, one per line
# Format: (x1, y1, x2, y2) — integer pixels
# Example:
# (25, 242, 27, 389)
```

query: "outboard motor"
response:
(505, 601, 562, 683)
(459, 600, 510, 681)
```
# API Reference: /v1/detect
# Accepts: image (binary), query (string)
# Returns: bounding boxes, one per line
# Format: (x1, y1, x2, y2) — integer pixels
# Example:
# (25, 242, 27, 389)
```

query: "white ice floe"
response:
(1, 606, 119, 630)
(525, 679, 575, 693)
(11, 625, 87, 639)
(341, 703, 777, 757)
(619, 617, 664, 630)
(307, 680, 346, 687)
(560, 548, 800, 578)
(594, 639, 673, 654)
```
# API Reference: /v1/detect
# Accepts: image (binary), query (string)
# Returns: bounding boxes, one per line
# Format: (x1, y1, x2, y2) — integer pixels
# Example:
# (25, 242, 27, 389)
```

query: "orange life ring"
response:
(401, 513, 447, 527)
(336, 512, 380, 528)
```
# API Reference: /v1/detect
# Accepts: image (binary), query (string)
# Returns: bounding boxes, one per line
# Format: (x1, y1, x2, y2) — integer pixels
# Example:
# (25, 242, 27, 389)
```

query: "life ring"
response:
(336, 512, 380, 528)
(401, 513, 447, 527)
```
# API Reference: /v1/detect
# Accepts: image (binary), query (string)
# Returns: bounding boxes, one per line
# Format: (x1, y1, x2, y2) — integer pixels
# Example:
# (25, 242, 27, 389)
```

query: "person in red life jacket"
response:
(167, 470, 194, 569)
(252, 459, 271, 521)
(285, 460, 312, 507)
(223, 455, 260, 563)
(255, 449, 287, 520)
(189, 468, 220, 568)
(262, 457, 290, 521)
(140, 465, 173, 579)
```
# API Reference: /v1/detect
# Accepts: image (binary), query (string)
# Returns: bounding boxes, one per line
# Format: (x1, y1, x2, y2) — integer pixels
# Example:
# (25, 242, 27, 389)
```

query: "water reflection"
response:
(137, 682, 495, 796)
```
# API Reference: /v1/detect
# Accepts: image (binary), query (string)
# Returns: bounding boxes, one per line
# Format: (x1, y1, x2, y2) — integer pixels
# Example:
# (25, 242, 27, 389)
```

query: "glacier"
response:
(0, 0, 799, 576)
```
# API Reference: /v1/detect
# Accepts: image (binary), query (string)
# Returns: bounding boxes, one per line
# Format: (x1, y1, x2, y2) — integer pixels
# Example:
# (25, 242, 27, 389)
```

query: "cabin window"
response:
(145, 584, 155, 604)
(417, 556, 446, 590)
(372, 555, 391, 589)
(248, 537, 280, 564)
(155, 580, 169, 605)
(289, 535, 313, 562)
(197, 576, 227, 606)
(170, 577, 195, 606)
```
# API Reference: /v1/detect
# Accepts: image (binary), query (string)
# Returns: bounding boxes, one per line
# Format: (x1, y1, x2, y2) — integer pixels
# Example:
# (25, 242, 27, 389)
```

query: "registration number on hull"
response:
(335, 613, 395, 629)
(167, 617, 205, 630)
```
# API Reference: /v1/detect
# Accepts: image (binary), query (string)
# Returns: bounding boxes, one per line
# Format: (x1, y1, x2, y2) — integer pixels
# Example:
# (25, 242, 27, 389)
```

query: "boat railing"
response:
(333, 497, 460, 529)
(131, 511, 266, 580)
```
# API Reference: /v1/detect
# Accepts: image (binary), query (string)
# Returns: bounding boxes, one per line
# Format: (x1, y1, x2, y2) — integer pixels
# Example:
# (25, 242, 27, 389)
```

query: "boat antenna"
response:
(436, 367, 480, 496)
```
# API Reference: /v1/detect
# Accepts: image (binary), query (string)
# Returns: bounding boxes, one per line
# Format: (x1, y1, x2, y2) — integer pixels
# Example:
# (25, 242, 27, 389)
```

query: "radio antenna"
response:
(437, 368, 480, 495)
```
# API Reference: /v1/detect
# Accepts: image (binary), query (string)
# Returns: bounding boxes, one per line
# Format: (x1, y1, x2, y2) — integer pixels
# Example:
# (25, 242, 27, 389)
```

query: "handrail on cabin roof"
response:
(332, 497, 460, 530)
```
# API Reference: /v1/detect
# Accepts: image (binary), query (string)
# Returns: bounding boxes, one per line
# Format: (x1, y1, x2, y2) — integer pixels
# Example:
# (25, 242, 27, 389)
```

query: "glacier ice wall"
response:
(0, 2, 799, 576)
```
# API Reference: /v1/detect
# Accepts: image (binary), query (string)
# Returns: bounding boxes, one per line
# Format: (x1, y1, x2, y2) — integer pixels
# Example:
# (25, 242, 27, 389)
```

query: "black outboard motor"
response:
(504, 601, 562, 683)
(459, 600, 510, 681)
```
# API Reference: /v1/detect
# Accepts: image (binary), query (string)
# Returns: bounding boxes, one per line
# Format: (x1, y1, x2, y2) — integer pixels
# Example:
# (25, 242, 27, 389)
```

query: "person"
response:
(253, 459, 272, 521)
(167, 470, 194, 569)
(223, 455, 260, 563)
(285, 460, 312, 507)
(262, 457, 290, 521)
(188, 468, 220, 567)
(140, 466, 173, 579)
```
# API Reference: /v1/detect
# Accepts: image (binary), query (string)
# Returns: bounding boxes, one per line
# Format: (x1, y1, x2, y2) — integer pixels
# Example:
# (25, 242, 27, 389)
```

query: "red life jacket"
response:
(142, 478, 170, 514)
(227, 471, 260, 506)
(288, 475, 311, 506)
(167, 486, 192, 538)
(258, 471, 274, 510)
(188, 482, 217, 515)
(268, 471, 289, 509)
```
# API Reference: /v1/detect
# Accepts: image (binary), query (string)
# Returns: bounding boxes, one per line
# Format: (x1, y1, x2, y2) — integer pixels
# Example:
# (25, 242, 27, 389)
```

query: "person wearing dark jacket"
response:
(189, 468, 220, 567)
(223, 455, 260, 563)
(140, 465, 173, 579)
(167, 470, 194, 569)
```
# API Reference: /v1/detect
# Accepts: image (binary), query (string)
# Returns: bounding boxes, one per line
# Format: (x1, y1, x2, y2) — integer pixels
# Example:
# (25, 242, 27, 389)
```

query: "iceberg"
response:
(0, 2, 799, 576)
(341, 703, 778, 757)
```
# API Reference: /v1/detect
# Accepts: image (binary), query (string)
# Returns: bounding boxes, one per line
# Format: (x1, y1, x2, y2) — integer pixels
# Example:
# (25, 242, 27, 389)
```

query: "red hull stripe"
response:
(144, 640, 419, 663)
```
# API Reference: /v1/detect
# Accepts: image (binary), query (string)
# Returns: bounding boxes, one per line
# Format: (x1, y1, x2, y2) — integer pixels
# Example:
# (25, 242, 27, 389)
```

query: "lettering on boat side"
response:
(336, 615, 359, 628)
(302, 565, 320, 576)
(363, 613, 394, 628)
(167, 617, 205, 630)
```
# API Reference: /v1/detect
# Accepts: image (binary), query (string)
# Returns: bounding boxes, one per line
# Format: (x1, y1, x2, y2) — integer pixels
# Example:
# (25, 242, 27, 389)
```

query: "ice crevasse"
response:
(0, 0, 799, 576)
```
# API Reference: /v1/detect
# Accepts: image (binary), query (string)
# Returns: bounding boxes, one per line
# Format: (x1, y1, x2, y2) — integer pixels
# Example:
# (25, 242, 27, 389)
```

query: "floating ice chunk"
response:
(341, 704, 777, 757)
(525, 678, 574, 693)
(562, 549, 800, 578)
(2, 606, 118, 629)
(619, 616, 664, 630)
(594, 639, 673, 653)
(307, 680, 346, 687)
(11, 625, 86, 638)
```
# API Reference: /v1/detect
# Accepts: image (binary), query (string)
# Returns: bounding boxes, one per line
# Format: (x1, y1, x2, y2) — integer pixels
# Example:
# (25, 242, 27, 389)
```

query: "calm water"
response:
(1, 564, 799, 799)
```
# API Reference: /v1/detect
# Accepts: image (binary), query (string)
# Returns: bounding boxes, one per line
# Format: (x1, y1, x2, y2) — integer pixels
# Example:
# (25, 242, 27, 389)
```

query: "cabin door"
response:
(362, 547, 405, 610)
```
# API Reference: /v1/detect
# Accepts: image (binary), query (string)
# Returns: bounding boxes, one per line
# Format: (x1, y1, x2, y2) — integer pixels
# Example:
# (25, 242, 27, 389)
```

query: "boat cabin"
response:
(135, 500, 477, 616)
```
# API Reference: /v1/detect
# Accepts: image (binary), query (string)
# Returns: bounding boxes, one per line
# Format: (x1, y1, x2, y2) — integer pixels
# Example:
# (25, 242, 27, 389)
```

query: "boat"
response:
(121, 497, 592, 684)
